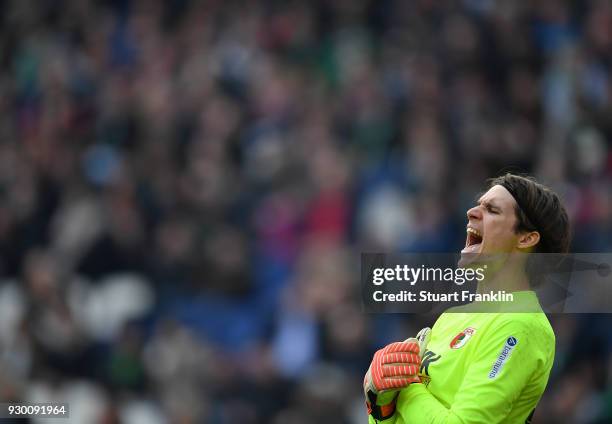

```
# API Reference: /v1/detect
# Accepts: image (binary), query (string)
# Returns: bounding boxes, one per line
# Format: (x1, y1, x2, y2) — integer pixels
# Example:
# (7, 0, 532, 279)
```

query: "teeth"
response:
(467, 228, 482, 238)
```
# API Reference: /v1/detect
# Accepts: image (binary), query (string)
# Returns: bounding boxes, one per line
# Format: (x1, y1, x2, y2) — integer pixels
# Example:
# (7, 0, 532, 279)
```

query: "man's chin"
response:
(459, 244, 483, 268)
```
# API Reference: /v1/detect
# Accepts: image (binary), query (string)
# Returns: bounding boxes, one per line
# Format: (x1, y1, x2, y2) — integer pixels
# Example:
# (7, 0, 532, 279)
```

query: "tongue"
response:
(462, 243, 481, 253)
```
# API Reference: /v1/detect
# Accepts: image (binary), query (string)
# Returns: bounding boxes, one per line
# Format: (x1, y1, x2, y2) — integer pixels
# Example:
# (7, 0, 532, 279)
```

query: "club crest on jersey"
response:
(450, 327, 476, 349)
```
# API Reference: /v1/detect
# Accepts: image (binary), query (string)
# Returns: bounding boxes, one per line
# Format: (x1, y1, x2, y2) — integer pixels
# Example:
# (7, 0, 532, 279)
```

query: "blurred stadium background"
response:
(0, 0, 611, 423)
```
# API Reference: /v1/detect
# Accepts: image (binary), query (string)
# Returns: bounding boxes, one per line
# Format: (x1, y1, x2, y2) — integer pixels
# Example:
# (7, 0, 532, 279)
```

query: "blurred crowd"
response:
(0, 0, 611, 423)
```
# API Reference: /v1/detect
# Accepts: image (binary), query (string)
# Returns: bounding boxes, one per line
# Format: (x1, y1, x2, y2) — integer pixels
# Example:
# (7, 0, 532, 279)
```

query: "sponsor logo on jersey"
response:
(450, 327, 476, 349)
(488, 336, 518, 379)
(419, 350, 441, 387)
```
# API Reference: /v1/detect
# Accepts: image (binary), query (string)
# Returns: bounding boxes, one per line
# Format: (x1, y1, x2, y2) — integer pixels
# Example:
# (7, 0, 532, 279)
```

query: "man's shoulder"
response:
(435, 310, 554, 342)
(488, 312, 555, 346)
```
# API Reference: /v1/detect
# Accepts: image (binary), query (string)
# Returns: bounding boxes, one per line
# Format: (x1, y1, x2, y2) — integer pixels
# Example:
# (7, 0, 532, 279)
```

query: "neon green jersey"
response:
(369, 291, 555, 424)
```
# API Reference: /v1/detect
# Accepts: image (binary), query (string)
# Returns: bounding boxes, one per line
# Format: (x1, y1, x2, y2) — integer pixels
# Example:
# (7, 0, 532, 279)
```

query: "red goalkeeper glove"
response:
(364, 328, 431, 420)
(365, 340, 421, 393)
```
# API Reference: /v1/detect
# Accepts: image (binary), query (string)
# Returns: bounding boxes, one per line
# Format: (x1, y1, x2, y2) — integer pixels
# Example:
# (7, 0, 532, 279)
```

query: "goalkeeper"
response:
(364, 174, 570, 423)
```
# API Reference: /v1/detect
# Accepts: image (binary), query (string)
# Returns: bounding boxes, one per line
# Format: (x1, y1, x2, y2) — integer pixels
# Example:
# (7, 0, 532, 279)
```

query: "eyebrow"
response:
(477, 198, 502, 211)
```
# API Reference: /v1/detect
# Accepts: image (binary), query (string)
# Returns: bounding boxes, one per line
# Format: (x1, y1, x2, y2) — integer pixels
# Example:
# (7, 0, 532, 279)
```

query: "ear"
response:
(517, 231, 540, 250)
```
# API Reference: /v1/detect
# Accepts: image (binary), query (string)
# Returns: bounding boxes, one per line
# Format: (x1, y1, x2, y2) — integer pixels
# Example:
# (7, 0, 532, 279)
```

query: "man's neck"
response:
(476, 255, 531, 294)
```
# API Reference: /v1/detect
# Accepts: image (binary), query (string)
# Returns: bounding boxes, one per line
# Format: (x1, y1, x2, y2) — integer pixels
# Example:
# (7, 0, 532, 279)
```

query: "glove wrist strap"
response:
(366, 390, 398, 421)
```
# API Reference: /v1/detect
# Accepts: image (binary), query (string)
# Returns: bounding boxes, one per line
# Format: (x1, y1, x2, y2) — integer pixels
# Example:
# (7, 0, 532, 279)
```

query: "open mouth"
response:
(462, 227, 483, 253)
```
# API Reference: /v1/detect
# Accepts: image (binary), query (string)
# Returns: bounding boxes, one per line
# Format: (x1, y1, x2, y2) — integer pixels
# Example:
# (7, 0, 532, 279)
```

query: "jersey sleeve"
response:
(391, 317, 553, 423)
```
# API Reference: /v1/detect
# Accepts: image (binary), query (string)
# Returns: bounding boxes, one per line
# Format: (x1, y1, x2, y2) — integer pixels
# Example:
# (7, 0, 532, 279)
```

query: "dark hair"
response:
(488, 173, 571, 254)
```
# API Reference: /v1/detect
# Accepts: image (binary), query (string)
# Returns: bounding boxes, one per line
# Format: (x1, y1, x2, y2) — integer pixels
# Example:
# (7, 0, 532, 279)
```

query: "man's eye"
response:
(487, 206, 499, 214)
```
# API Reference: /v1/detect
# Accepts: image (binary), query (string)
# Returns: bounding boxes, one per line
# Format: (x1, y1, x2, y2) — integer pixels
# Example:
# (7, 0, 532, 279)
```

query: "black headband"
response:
(499, 182, 539, 232)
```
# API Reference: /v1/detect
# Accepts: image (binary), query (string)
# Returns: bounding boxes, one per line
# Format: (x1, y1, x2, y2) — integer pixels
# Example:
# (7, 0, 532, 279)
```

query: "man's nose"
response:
(467, 206, 482, 221)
